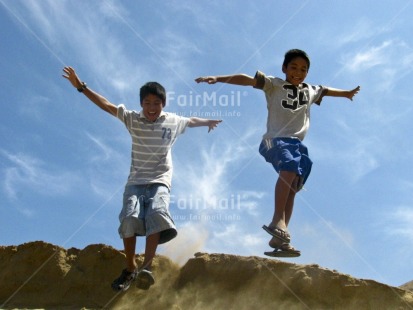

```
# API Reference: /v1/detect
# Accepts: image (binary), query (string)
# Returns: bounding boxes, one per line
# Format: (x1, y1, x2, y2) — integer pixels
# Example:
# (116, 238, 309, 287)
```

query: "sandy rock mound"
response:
(401, 280, 413, 292)
(0, 241, 179, 309)
(0, 242, 412, 309)
(175, 252, 413, 309)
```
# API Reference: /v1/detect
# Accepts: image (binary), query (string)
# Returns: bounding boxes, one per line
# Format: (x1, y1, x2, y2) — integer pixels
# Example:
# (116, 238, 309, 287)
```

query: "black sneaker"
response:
(111, 268, 137, 292)
(136, 269, 155, 290)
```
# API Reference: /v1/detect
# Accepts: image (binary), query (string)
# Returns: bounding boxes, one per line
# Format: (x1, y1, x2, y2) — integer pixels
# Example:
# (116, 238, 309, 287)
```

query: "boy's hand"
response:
(62, 66, 83, 89)
(195, 76, 218, 84)
(188, 117, 222, 132)
(348, 86, 361, 101)
(325, 85, 361, 101)
(207, 120, 222, 133)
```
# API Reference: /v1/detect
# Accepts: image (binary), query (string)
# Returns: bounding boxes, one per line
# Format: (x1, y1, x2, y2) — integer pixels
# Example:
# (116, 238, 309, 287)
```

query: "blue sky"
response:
(1, 0, 413, 288)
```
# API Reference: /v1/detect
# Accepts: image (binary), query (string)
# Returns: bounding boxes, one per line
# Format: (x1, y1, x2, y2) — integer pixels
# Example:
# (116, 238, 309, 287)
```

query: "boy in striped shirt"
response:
(63, 67, 221, 291)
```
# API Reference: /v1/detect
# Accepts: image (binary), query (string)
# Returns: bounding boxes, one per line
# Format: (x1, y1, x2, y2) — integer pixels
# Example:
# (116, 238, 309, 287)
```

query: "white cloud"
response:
(207, 223, 266, 256)
(238, 190, 266, 217)
(340, 39, 413, 91)
(171, 132, 267, 254)
(344, 41, 391, 72)
(387, 206, 413, 242)
(174, 136, 265, 214)
(9, 0, 146, 95)
(1, 150, 80, 201)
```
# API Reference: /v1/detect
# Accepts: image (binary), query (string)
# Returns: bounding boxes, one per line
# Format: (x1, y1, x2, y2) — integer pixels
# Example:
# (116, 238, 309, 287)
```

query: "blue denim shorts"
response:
(118, 183, 177, 244)
(259, 138, 313, 187)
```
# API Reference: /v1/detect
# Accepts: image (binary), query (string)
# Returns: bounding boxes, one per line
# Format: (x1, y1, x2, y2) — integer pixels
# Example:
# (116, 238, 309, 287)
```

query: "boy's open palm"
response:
(348, 86, 361, 101)
(62, 66, 82, 89)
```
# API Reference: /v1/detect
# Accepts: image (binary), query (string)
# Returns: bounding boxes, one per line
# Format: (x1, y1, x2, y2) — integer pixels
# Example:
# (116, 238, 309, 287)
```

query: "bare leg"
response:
(123, 236, 137, 272)
(140, 232, 160, 270)
(270, 171, 298, 230)
(285, 176, 299, 226)
(269, 175, 299, 248)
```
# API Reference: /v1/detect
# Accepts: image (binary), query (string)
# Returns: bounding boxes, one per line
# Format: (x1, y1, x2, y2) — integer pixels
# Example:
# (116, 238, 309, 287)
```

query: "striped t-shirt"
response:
(117, 104, 190, 189)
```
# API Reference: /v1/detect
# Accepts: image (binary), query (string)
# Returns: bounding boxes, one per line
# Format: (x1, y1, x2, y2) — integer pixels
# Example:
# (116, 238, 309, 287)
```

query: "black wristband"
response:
(77, 82, 87, 93)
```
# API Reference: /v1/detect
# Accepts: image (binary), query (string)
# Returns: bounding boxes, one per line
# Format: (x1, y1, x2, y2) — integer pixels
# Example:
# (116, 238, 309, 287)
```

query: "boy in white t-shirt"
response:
(195, 49, 360, 257)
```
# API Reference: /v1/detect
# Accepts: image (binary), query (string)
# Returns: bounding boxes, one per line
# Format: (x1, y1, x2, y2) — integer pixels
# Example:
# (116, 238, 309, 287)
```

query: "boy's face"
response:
(282, 56, 308, 86)
(141, 94, 164, 122)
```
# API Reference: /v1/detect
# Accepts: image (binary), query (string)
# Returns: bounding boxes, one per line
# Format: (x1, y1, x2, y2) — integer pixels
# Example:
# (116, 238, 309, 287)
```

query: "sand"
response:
(0, 241, 412, 309)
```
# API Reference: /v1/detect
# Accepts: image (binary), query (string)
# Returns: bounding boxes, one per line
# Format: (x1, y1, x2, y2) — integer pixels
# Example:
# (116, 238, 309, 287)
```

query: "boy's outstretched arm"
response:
(325, 86, 361, 101)
(195, 74, 256, 87)
(188, 117, 222, 133)
(62, 66, 118, 116)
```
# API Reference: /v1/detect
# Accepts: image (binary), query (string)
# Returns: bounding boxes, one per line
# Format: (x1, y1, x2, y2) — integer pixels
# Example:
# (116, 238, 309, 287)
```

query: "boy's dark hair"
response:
(283, 49, 311, 71)
(140, 82, 166, 107)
